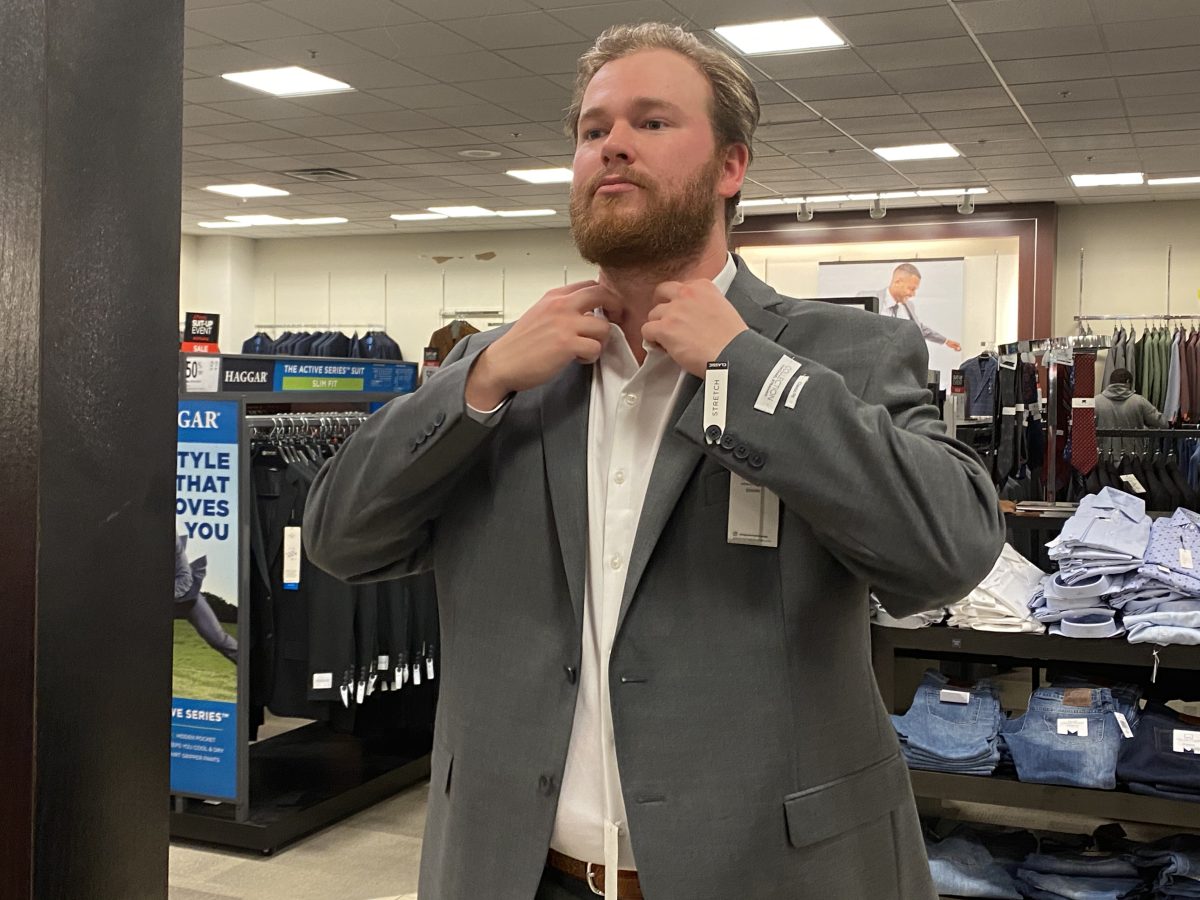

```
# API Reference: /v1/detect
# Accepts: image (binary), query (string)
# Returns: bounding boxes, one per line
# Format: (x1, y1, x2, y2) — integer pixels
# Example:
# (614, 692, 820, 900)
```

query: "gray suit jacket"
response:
(861, 287, 949, 346)
(304, 260, 1004, 900)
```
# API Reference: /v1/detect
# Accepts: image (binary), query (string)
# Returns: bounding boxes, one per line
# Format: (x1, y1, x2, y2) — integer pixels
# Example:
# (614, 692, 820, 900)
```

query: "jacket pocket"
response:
(783, 750, 910, 849)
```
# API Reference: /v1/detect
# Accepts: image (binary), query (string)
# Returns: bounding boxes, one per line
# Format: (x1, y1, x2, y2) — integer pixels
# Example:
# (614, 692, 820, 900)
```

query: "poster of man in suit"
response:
(818, 258, 965, 387)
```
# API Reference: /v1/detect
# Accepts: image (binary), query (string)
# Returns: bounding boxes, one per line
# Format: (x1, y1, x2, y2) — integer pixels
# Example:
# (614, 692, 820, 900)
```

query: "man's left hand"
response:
(642, 280, 749, 378)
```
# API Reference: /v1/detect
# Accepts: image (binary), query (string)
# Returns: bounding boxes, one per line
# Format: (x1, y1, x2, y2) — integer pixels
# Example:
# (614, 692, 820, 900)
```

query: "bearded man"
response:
(304, 22, 1003, 900)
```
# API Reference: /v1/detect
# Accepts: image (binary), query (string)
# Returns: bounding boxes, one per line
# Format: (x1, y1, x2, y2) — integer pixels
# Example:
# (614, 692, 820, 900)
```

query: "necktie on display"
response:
(1072, 352, 1098, 475)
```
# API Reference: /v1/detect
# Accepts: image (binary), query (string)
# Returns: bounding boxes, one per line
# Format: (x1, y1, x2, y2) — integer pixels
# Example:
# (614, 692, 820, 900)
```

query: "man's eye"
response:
(644, 120, 665, 130)
(583, 128, 605, 140)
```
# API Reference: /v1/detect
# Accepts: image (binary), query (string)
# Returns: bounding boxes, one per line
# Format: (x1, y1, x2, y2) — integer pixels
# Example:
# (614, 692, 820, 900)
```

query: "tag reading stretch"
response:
(704, 362, 728, 444)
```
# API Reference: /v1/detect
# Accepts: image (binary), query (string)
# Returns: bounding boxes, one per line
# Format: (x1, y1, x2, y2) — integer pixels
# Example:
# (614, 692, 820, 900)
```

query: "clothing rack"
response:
(246, 413, 370, 430)
(252, 323, 386, 330)
(1074, 315, 1199, 322)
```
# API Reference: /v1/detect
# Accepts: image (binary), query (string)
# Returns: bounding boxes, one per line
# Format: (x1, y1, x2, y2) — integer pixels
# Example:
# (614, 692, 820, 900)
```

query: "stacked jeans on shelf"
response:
(1134, 835, 1200, 898)
(924, 830, 1024, 899)
(1032, 488, 1152, 638)
(1118, 703, 1200, 803)
(891, 670, 1005, 775)
(1014, 851, 1144, 900)
(1119, 509, 1200, 646)
(1001, 681, 1143, 790)
(947, 543, 1047, 633)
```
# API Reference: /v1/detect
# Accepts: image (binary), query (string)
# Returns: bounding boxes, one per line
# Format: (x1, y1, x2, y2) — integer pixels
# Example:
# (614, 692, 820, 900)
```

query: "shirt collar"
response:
(1080, 486, 1146, 522)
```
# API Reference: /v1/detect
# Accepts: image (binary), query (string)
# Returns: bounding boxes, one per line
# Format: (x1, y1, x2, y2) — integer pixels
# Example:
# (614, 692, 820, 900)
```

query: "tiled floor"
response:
(169, 779, 429, 900)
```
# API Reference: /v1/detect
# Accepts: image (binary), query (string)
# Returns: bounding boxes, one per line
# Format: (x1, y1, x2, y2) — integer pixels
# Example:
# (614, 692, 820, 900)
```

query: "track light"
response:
(957, 194, 975, 215)
(797, 201, 813, 222)
(869, 198, 886, 219)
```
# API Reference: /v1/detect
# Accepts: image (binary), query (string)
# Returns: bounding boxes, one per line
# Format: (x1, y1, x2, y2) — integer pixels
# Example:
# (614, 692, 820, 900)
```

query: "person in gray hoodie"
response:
(1096, 367, 1166, 455)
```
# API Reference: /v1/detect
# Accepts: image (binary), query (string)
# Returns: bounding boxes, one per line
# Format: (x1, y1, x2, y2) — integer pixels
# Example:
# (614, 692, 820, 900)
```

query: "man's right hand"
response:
(465, 280, 617, 410)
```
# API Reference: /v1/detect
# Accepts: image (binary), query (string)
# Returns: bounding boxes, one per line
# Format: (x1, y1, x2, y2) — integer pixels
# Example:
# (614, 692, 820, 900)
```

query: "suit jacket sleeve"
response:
(909, 301, 948, 345)
(675, 324, 1003, 617)
(302, 333, 502, 582)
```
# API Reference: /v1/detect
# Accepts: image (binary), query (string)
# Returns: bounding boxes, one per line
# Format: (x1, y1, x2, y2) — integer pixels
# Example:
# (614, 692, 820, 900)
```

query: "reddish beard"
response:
(569, 154, 724, 271)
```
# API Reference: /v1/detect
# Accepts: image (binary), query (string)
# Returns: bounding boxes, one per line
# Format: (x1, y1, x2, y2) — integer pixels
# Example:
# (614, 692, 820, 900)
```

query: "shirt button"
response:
(564, 665, 578, 684)
(609, 555, 623, 570)
(613, 469, 626, 485)
(623, 393, 639, 407)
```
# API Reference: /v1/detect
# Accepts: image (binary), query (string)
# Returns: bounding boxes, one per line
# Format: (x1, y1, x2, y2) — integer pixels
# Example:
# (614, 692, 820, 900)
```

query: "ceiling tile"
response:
(239, 33, 382, 66)
(1042, 134, 1135, 150)
(766, 136, 863, 154)
(748, 50, 874, 80)
(1117, 72, 1200, 97)
(833, 113, 931, 135)
(828, 7, 965, 45)
(1125, 93, 1200, 116)
(976, 164, 1064, 180)
(1101, 17, 1200, 52)
(968, 152, 1056, 169)
(424, 104, 531, 127)
(887, 156, 978, 173)
(383, 127, 493, 147)
(856, 37, 982, 71)
(341, 110, 449, 131)
(318, 133, 416, 151)
(203, 97, 322, 120)
(186, 4, 319, 42)
(455, 76, 567, 105)
(663, 0, 819, 29)
(1110, 47, 1200, 77)
(1025, 99, 1129, 122)
(955, 0, 1094, 33)
(185, 43, 283, 77)
(882, 63, 998, 94)
(499, 138, 576, 157)
(995, 55, 1113, 84)
(340, 23, 483, 57)
(1134, 128, 1200, 147)
(978, 25, 1104, 60)
(961, 139, 1048, 156)
(1051, 149, 1143, 167)
(497, 42, 593, 75)
(1129, 112, 1200, 132)
(757, 120, 847, 142)
(936, 123, 1039, 142)
(497, 98, 572, 121)
(182, 105, 244, 127)
(1036, 118, 1130, 137)
(404, 51, 531, 82)
(315, 59, 437, 89)
(805, 0, 946, 13)
(1009, 79, 1121, 105)
(401, 0, 537, 17)
(809, 95, 915, 118)
(290, 92, 398, 115)
(1089, 0, 1197, 23)
(546, 0, 684, 35)
(194, 121, 300, 142)
(1140, 145, 1200, 169)
(922, 107, 1026, 129)
(370, 84, 484, 108)
(445, 12, 588, 49)
(241, 137, 346, 157)
(271, 115, 371, 137)
(262, 0, 423, 31)
(775, 72, 893, 102)
(907, 87, 1014, 113)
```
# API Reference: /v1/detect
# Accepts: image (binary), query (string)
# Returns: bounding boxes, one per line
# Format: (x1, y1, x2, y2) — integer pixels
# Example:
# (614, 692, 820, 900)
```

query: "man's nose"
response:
(601, 121, 636, 166)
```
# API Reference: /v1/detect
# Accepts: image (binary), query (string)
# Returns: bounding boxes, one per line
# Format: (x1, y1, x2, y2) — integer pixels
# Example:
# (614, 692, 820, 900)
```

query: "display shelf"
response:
(170, 722, 431, 854)
(909, 771, 1200, 831)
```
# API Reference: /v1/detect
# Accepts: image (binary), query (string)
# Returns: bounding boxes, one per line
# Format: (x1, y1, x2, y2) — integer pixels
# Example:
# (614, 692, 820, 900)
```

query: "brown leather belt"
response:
(546, 849, 644, 899)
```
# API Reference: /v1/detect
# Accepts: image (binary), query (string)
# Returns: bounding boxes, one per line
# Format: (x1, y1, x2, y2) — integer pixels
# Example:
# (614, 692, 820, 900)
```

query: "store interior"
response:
(7, 0, 1200, 899)
(178, 0, 1200, 898)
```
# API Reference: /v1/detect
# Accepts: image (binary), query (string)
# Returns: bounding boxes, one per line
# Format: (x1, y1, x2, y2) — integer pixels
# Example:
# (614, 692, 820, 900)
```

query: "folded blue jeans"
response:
(1120, 706, 1200, 798)
(891, 670, 1004, 768)
(1021, 852, 1139, 879)
(1002, 685, 1122, 788)
(925, 834, 1022, 898)
(1014, 869, 1144, 899)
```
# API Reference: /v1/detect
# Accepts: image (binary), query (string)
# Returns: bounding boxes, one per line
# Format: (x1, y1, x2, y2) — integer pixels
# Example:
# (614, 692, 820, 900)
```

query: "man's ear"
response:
(718, 142, 750, 201)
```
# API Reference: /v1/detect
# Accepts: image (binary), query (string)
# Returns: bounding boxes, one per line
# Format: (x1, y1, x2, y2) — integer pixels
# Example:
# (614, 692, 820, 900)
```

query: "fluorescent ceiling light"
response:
(506, 167, 573, 184)
(848, 192, 879, 201)
(291, 217, 348, 225)
(204, 183, 289, 199)
(916, 187, 988, 197)
(804, 194, 850, 203)
(1148, 175, 1200, 185)
(222, 66, 352, 98)
(1070, 172, 1144, 187)
(391, 212, 449, 221)
(874, 143, 960, 162)
(428, 206, 498, 218)
(197, 221, 252, 229)
(739, 198, 788, 207)
(225, 214, 293, 225)
(714, 17, 845, 55)
(879, 191, 917, 199)
(495, 209, 556, 217)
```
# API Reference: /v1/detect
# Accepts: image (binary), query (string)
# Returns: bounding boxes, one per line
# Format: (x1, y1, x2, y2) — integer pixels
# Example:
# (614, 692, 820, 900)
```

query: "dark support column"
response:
(0, 1, 183, 897)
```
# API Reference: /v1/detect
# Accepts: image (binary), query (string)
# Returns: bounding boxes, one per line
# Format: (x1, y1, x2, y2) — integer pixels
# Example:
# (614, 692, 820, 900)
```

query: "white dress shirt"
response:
(549, 254, 738, 870)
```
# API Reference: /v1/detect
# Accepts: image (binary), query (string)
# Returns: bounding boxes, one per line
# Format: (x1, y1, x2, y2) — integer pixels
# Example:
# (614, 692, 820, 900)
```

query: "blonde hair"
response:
(565, 23, 760, 227)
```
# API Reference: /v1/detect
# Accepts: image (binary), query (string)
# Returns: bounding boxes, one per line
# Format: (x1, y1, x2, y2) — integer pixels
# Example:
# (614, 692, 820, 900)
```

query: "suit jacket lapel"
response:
(615, 259, 788, 636)
(541, 360, 592, 627)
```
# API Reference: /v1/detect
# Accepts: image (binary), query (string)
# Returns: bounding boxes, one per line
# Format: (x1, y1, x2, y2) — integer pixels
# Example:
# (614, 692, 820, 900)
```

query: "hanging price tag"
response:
(283, 526, 302, 590)
(1114, 712, 1134, 739)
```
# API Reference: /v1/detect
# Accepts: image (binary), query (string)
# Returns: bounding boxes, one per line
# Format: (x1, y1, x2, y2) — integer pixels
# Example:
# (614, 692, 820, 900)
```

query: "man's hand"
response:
(642, 280, 749, 378)
(945, 339, 962, 352)
(465, 281, 618, 409)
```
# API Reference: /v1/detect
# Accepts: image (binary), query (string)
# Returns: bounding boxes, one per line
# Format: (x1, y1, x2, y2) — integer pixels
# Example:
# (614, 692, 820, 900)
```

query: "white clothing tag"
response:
(1120, 474, 1147, 495)
(753, 354, 802, 415)
(1058, 718, 1089, 737)
(1181, 548, 1195, 570)
(339, 684, 350, 708)
(1002, 406, 1017, 416)
(402, 665, 410, 685)
(426, 657, 435, 680)
(784, 374, 809, 410)
(604, 821, 621, 900)
(1015, 404, 1027, 412)
(999, 355, 1018, 370)
(367, 673, 377, 697)
(378, 655, 389, 670)
(283, 526, 302, 590)
(703, 362, 728, 443)
(394, 667, 403, 689)
(727, 476, 780, 547)
(939, 688, 971, 705)
(1072, 397, 1096, 409)
(1114, 712, 1134, 739)
(413, 663, 422, 686)
(1174, 730, 1200, 753)
(312, 672, 333, 690)
(356, 680, 366, 705)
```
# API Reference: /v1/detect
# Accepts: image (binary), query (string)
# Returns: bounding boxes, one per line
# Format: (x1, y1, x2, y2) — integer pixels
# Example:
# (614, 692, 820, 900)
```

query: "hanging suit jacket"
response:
(303, 259, 1004, 900)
